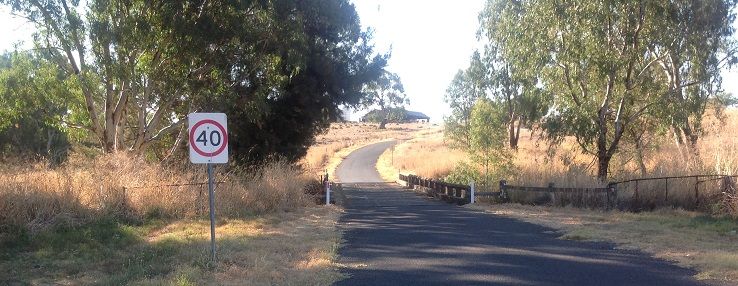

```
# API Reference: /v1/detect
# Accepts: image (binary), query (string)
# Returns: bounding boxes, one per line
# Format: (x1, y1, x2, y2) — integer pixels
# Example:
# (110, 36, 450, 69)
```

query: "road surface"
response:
(334, 141, 702, 286)
(335, 140, 396, 183)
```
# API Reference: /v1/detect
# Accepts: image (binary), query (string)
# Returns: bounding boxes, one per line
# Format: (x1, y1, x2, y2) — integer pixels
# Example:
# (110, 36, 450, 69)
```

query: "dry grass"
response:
(506, 109, 738, 209)
(1, 206, 344, 285)
(512, 109, 738, 187)
(376, 127, 467, 182)
(468, 203, 738, 284)
(388, 108, 738, 210)
(0, 152, 343, 285)
(0, 153, 313, 234)
(301, 122, 435, 178)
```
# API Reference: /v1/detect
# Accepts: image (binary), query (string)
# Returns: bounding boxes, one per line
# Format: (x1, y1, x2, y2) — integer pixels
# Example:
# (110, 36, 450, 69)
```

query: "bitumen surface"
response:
(335, 140, 396, 183)
(333, 141, 703, 286)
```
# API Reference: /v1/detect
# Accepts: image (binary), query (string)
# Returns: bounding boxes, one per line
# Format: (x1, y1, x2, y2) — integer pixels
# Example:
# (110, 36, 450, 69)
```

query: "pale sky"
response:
(349, 0, 486, 122)
(1, 3, 736, 123)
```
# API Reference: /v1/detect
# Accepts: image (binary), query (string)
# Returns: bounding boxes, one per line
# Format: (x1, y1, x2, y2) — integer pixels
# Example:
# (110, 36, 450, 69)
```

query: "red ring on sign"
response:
(189, 119, 228, 157)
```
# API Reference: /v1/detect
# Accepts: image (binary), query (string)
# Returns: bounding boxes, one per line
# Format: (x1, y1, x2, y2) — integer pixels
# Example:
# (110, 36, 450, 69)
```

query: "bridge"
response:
(332, 141, 700, 286)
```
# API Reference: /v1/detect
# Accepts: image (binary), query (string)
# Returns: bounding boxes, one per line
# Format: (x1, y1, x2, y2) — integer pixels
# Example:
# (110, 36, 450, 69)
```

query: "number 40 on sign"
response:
(188, 113, 228, 164)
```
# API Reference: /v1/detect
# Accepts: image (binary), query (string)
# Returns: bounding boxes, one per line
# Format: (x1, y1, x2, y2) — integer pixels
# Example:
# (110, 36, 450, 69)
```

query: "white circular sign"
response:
(188, 113, 228, 164)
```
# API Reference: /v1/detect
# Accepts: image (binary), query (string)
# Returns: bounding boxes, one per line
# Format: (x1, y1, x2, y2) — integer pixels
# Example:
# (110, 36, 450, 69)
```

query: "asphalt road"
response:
(334, 141, 703, 286)
(335, 140, 396, 183)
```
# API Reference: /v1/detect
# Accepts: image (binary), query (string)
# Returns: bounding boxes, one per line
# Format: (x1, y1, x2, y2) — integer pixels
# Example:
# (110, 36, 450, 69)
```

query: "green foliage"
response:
(444, 52, 487, 148)
(361, 71, 408, 129)
(467, 99, 514, 187)
(0, 51, 84, 164)
(444, 161, 481, 186)
(445, 99, 513, 189)
(195, 0, 389, 165)
(479, 0, 737, 180)
(1, 0, 387, 166)
(650, 0, 738, 150)
(361, 107, 408, 123)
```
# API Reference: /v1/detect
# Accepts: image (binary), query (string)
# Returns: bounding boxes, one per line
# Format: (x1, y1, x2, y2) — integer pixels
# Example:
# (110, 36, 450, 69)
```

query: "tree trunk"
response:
(508, 120, 517, 150)
(507, 112, 521, 151)
(378, 118, 387, 129)
(104, 109, 117, 153)
(514, 115, 522, 150)
(633, 137, 647, 176)
(597, 152, 612, 182)
(680, 125, 701, 161)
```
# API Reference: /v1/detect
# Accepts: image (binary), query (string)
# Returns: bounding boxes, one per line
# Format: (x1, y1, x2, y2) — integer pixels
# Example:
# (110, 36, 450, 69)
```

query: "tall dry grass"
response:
(505, 118, 738, 210)
(379, 127, 467, 180)
(393, 108, 738, 212)
(0, 153, 312, 233)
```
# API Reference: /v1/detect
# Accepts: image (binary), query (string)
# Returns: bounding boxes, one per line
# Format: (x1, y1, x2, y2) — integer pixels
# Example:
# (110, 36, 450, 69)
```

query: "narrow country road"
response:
(335, 140, 396, 183)
(334, 141, 702, 286)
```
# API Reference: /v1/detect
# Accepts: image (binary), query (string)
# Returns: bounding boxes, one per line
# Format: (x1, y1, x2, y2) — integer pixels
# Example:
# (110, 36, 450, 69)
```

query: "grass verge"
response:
(468, 203, 738, 284)
(1, 206, 344, 285)
(376, 127, 466, 182)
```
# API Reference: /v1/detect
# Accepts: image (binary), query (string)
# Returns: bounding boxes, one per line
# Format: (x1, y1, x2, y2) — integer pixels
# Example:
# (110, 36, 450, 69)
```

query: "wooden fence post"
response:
(664, 178, 669, 203)
(634, 180, 639, 206)
(499, 180, 507, 199)
(694, 176, 699, 207)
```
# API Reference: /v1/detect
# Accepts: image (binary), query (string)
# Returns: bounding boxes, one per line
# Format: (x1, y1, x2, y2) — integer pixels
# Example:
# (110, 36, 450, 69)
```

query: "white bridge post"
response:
(325, 181, 331, 206)
(470, 181, 475, 204)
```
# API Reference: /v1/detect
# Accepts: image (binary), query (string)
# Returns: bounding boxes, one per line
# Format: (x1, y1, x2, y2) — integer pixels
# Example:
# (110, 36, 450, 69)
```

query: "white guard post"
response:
(470, 181, 476, 204)
(325, 181, 331, 205)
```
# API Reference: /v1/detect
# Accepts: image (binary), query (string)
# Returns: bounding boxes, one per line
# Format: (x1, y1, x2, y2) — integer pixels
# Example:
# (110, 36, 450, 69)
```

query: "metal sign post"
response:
(207, 163, 216, 261)
(188, 113, 228, 262)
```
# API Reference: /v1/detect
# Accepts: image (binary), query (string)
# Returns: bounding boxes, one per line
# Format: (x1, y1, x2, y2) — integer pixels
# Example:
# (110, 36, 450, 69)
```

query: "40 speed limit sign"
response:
(188, 113, 228, 164)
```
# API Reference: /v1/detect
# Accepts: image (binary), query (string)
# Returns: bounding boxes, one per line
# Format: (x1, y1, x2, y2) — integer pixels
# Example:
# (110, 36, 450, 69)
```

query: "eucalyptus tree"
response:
(167, 0, 388, 164)
(468, 98, 512, 187)
(482, 0, 736, 180)
(361, 71, 407, 129)
(1, 0, 194, 153)
(482, 0, 668, 181)
(444, 51, 487, 149)
(0, 51, 81, 163)
(649, 0, 737, 159)
(483, 46, 549, 150)
(2, 0, 388, 165)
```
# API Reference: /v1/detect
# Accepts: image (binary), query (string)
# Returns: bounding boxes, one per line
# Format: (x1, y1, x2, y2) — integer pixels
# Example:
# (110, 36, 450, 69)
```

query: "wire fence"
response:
(121, 174, 332, 216)
(400, 173, 738, 212)
(608, 175, 738, 211)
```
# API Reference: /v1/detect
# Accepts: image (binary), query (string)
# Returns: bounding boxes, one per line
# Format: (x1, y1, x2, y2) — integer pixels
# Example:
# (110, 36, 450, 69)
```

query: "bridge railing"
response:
(400, 174, 616, 209)
(401, 173, 738, 211)
(400, 174, 472, 205)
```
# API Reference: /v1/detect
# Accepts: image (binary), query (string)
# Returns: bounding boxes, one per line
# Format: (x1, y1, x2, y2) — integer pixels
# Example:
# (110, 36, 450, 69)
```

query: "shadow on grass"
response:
(0, 217, 256, 285)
